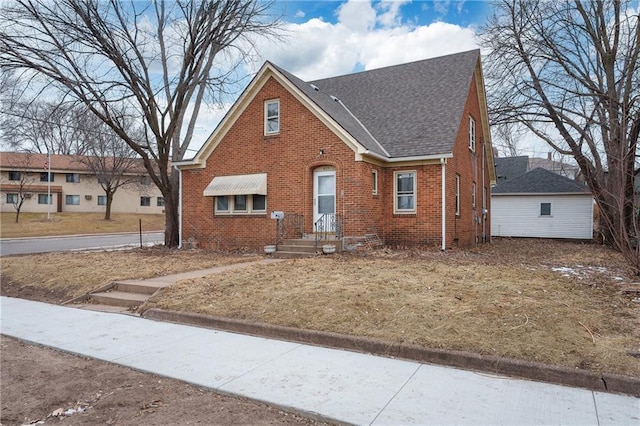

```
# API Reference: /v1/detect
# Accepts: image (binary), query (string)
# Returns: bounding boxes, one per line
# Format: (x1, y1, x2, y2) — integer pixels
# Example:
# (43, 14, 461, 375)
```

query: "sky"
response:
(189, 0, 494, 153)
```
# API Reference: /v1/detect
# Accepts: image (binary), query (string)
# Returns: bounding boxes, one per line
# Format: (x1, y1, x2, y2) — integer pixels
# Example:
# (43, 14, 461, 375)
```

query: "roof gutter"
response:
(362, 150, 453, 163)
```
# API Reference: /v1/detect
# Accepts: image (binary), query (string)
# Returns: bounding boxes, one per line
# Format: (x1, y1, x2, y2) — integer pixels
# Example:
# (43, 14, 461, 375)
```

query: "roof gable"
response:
(492, 167, 590, 194)
(494, 156, 529, 183)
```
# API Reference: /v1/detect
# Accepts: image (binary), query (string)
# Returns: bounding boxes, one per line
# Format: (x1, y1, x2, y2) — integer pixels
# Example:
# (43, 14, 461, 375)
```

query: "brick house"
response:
(177, 49, 496, 252)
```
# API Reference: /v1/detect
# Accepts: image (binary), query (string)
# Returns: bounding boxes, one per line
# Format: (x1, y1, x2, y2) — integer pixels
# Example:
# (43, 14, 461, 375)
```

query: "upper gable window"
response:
(265, 99, 280, 135)
(469, 116, 476, 152)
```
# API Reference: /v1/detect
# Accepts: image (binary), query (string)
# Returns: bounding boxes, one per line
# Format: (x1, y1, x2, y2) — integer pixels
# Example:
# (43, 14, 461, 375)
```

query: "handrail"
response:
(314, 213, 342, 248)
(275, 213, 304, 245)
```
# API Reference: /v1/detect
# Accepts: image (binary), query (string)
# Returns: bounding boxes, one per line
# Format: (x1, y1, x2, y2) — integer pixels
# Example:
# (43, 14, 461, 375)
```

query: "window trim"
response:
(97, 195, 107, 206)
(157, 197, 165, 207)
(469, 116, 476, 152)
(393, 170, 417, 214)
(140, 196, 151, 207)
(214, 194, 267, 215)
(372, 170, 378, 195)
(8, 171, 20, 181)
(264, 99, 280, 135)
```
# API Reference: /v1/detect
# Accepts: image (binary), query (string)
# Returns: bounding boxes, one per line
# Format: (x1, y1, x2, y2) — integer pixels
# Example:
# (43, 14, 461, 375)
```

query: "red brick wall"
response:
(181, 71, 492, 251)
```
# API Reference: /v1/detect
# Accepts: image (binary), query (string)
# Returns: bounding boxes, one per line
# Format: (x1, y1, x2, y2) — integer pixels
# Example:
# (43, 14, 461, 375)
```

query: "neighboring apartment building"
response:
(0, 152, 165, 214)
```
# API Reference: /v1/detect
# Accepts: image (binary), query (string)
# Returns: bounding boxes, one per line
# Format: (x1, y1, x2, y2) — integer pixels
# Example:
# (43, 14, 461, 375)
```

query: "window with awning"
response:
(204, 173, 267, 215)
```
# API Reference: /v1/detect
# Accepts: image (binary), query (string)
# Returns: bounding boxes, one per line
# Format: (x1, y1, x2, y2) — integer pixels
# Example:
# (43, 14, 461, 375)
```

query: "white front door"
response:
(313, 169, 336, 232)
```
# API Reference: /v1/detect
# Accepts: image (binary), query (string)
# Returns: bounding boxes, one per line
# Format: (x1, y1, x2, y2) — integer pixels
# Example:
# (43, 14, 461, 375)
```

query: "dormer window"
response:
(265, 99, 280, 135)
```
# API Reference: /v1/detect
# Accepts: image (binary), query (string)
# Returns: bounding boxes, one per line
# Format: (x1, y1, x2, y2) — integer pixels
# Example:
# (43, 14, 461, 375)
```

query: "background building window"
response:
(8, 171, 20, 181)
(97, 195, 107, 206)
(157, 197, 165, 207)
(66, 173, 80, 183)
(38, 194, 52, 204)
(140, 196, 151, 206)
(6, 193, 18, 204)
(540, 202, 552, 216)
(265, 99, 280, 134)
(40, 172, 54, 182)
(394, 171, 416, 213)
(65, 195, 80, 205)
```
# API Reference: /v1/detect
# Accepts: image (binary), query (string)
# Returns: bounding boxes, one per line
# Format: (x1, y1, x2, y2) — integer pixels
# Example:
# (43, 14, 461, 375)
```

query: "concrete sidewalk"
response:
(1, 296, 638, 425)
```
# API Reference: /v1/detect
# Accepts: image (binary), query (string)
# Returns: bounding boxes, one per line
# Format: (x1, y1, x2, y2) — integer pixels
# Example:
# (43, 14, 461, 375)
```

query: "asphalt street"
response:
(0, 232, 164, 256)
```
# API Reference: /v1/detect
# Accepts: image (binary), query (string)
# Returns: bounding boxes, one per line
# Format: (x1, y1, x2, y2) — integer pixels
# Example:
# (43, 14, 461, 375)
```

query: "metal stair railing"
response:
(314, 213, 342, 249)
(275, 213, 304, 245)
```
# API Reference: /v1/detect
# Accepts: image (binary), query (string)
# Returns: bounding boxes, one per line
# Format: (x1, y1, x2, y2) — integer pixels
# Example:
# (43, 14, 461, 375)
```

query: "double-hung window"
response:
(8, 171, 20, 181)
(372, 170, 378, 195)
(65, 195, 80, 205)
(455, 174, 461, 216)
(40, 172, 54, 182)
(265, 99, 280, 135)
(394, 171, 416, 213)
(6, 193, 18, 204)
(66, 173, 80, 183)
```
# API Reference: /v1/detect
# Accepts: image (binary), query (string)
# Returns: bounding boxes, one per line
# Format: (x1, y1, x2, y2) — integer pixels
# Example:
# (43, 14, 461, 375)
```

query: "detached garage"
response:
(491, 168, 593, 240)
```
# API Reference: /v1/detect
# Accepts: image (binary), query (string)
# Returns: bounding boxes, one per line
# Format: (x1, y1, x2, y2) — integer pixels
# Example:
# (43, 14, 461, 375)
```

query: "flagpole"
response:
(47, 150, 51, 220)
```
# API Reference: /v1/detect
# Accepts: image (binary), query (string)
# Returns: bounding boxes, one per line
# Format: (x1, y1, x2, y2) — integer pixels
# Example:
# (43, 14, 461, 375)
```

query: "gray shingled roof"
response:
(492, 168, 591, 194)
(494, 156, 529, 182)
(272, 49, 480, 158)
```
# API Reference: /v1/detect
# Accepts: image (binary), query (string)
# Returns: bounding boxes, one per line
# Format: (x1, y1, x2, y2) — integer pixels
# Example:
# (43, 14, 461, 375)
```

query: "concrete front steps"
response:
(273, 237, 341, 259)
(75, 279, 171, 313)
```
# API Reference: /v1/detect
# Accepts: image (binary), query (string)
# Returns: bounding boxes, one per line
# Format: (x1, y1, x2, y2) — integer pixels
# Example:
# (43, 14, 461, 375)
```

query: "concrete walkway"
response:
(1, 296, 638, 425)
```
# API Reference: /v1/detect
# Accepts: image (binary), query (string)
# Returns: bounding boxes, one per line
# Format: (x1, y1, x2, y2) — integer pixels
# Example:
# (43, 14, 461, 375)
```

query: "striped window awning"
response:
(203, 173, 267, 197)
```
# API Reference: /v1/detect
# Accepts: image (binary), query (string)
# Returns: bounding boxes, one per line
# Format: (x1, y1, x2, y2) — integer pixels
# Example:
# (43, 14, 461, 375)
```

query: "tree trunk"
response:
(105, 191, 114, 221)
(163, 171, 180, 248)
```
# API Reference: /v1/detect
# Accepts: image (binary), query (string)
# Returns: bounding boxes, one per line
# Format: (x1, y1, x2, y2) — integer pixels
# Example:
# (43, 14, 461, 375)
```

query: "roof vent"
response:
(330, 95, 339, 102)
(310, 84, 319, 91)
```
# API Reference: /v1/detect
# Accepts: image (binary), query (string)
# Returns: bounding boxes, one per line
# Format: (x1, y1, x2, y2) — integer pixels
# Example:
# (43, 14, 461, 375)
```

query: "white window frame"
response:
(372, 170, 378, 195)
(215, 194, 267, 215)
(264, 99, 280, 135)
(455, 174, 461, 216)
(394, 171, 416, 214)
(469, 116, 476, 152)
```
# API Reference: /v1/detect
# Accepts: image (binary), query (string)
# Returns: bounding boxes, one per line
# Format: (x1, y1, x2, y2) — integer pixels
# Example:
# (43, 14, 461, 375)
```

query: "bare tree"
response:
(492, 122, 527, 157)
(4, 152, 37, 223)
(0, 0, 280, 247)
(1, 101, 87, 154)
(481, 0, 640, 270)
(74, 112, 142, 220)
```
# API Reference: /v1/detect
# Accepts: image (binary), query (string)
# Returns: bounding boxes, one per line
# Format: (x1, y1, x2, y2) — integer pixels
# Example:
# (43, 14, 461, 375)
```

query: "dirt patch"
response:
(0, 335, 329, 426)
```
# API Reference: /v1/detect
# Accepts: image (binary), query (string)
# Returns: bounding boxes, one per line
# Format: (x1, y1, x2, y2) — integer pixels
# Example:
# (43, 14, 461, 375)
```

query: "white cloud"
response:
(294, 10, 305, 19)
(254, 0, 480, 80)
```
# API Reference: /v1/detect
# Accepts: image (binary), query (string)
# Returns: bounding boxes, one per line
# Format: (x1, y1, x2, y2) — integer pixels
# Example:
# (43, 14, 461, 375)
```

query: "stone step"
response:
(276, 244, 318, 253)
(90, 291, 149, 308)
(272, 251, 316, 259)
(114, 280, 165, 295)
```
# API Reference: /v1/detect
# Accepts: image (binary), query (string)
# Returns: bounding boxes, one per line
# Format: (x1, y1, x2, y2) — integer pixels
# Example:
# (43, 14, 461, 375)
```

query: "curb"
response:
(142, 308, 640, 398)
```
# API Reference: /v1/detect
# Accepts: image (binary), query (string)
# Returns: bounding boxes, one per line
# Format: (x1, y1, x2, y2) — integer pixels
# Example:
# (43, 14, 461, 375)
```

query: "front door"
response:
(313, 168, 336, 233)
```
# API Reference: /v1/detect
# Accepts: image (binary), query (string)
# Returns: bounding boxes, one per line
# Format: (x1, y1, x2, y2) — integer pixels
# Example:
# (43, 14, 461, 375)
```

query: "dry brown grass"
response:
(1, 247, 261, 300)
(0, 212, 165, 239)
(142, 239, 640, 376)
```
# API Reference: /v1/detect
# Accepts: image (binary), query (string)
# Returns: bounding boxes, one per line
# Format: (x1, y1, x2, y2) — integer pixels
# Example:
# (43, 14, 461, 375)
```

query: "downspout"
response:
(176, 165, 183, 249)
(441, 158, 447, 251)
(482, 142, 486, 243)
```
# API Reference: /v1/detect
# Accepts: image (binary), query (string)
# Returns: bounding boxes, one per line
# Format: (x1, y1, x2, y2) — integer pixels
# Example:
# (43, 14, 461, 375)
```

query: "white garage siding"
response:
(491, 194, 593, 239)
